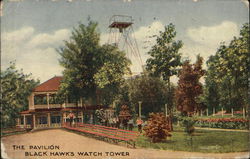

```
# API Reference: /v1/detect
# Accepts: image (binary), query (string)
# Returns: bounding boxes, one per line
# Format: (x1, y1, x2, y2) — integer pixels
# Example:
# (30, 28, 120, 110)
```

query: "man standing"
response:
(136, 118, 143, 133)
(68, 111, 75, 127)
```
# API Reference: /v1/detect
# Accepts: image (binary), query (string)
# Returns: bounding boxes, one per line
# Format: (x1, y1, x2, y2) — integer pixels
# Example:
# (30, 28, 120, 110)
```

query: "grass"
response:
(136, 126, 249, 153)
(1, 127, 28, 137)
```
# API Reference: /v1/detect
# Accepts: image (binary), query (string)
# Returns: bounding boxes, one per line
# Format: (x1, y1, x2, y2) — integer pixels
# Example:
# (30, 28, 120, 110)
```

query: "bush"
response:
(195, 118, 249, 129)
(144, 113, 171, 143)
(178, 116, 197, 135)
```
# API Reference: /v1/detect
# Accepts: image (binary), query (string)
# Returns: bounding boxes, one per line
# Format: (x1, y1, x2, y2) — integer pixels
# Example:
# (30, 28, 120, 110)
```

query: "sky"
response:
(1, 0, 249, 83)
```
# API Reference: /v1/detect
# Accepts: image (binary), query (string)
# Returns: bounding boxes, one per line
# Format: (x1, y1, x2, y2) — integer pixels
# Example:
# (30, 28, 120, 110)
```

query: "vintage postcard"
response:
(1, 0, 249, 159)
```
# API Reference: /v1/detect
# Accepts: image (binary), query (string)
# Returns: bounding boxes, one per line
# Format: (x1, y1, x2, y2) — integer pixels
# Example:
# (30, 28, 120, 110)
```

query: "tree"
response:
(146, 23, 183, 82)
(128, 74, 173, 118)
(58, 20, 130, 106)
(175, 55, 205, 116)
(144, 112, 172, 143)
(146, 23, 182, 121)
(204, 23, 249, 112)
(1, 62, 39, 128)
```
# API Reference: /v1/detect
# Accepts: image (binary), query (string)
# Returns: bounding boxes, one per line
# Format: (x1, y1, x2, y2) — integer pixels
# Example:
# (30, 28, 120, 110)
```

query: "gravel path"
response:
(1, 129, 249, 159)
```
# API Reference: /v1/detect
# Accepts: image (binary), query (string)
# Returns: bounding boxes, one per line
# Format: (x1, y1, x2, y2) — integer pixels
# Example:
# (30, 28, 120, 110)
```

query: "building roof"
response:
(33, 76, 62, 92)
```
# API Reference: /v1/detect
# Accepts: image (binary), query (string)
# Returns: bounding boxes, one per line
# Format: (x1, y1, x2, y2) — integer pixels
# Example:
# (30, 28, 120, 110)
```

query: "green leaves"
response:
(204, 23, 249, 112)
(58, 20, 131, 105)
(146, 23, 182, 81)
(1, 62, 39, 128)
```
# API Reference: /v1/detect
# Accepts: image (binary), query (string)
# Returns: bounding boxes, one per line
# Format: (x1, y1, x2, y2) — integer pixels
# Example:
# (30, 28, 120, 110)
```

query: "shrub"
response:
(195, 118, 249, 129)
(144, 113, 171, 143)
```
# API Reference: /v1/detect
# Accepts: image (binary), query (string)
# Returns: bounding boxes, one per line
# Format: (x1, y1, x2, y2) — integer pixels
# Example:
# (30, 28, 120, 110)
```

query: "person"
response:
(115, 117, 120, 128)
(128, 118, 134, 131)
(68, 111, 75, 127)
(136, 117, 143, 133)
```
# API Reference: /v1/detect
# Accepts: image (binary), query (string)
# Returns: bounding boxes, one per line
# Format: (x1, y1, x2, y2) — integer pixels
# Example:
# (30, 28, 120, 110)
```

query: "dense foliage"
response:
(204, 23, 249, 112)
(146, 23, 182, 112)
(1, 62, 39, 128)
(127, 74, 174, 117)
(175, 56, 205, 116)
(144, 113, 172, 143)
(58, 20, 130, 105)
(146, 23, 182, 81)
(195, 118, 249, 130)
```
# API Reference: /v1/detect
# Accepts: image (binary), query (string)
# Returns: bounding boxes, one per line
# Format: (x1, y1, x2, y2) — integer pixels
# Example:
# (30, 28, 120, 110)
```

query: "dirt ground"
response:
(1, 129, 249, 159)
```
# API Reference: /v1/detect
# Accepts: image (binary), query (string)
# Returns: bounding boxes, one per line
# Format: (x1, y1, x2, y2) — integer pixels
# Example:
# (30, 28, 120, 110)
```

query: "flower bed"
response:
(195, 118, 249, 130)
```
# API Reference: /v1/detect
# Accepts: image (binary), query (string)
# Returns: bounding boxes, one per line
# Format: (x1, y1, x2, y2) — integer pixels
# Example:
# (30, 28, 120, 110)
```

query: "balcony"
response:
(34, 104, 61, 109)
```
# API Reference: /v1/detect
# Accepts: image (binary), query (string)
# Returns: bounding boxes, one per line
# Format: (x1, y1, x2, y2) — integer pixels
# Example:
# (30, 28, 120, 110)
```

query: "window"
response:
(26, 116, 32, 125)
(38, 116, 47, 124)
(51, 116, 61, 124)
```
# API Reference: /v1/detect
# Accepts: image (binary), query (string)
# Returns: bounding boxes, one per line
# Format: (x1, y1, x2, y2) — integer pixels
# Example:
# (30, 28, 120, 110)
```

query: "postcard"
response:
(1, 0, 249, 159)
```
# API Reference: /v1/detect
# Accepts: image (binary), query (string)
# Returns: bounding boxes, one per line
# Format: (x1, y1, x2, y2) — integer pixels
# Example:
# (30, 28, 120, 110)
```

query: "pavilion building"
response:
(17, 76, 107, 129)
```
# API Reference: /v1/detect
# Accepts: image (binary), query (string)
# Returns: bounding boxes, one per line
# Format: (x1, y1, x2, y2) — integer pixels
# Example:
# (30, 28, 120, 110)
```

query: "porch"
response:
(17, 111, 93, 129)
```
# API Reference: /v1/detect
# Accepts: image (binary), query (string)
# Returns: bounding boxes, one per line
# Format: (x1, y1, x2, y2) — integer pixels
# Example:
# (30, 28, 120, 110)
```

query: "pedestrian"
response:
(136, 117, 143, 133)
(68, 111, 75, 127)
(128, 118, 134, 131)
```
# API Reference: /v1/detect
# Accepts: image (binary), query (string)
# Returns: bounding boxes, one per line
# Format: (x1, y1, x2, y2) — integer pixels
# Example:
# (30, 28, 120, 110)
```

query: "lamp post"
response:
(138, 101, 142, 118)
(165, 103, 168, 117)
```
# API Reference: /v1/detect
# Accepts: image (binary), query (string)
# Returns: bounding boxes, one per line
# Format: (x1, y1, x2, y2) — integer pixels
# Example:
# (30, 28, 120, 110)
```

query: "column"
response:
(213, 107, 215, 116)
(81, 111, 84, 123)
(33, 114, 36, 129)
(48, 113, 51, 127)
(17, 118, 20, 126)
(23, 115, 26, 128)
(206, 108, 209, 116)
(47, 93, 50, 109)
(30, 93, 35, 110)
(231, 108, 234, 117)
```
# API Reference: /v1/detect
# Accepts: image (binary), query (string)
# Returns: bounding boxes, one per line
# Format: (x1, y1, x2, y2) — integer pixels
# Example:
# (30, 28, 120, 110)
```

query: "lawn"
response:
(135, 127, 249, 153)
(1, 127, 28, 137)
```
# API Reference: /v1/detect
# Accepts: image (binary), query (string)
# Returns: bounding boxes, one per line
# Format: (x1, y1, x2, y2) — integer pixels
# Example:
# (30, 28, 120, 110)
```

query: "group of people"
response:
(102, 116, 144, 133)
(67, 111, 144, 133)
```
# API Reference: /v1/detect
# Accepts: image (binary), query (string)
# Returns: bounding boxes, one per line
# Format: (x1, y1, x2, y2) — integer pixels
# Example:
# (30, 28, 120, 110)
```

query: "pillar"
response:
(213, 107, 215, 116)
(33, 114, 36, 129)
(23, 115, 26, 128)
(48, 113, 51, 127)
(231, 108, 234, 117)
(47, 93, 50, 109)
(206, 108, 209, 116)
(81, 111, 84, 123)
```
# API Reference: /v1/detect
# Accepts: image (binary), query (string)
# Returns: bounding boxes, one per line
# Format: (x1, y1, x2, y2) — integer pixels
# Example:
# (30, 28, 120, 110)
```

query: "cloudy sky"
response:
(1, 0, 249, 82)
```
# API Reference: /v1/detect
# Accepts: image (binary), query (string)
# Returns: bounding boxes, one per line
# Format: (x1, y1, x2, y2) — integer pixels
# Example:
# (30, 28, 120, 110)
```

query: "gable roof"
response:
(33, 76, 62, 92)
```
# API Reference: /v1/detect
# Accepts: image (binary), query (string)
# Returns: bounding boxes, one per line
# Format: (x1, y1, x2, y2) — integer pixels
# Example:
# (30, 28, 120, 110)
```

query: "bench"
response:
(63, 123, 139, 148)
